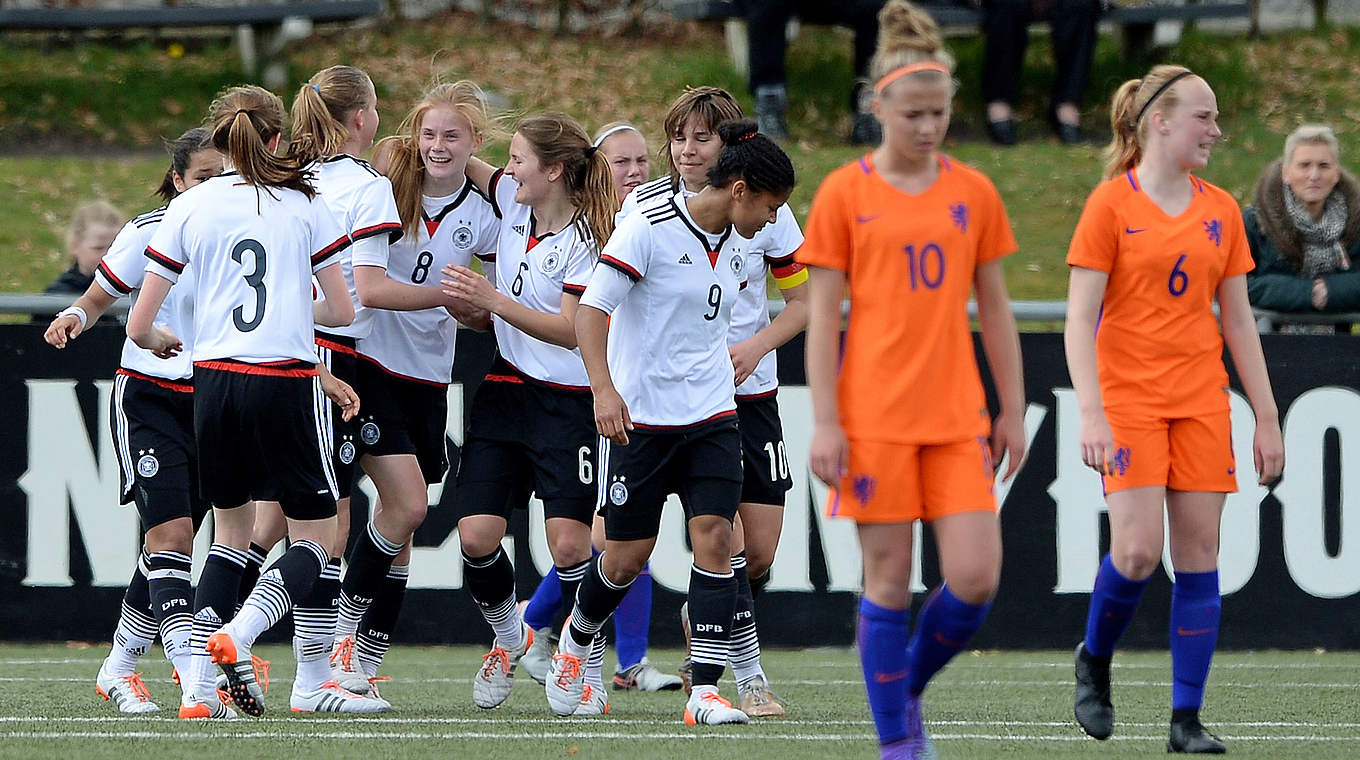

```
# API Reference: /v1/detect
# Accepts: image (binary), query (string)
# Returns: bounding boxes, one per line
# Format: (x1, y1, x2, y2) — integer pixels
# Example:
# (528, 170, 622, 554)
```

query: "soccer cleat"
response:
(178, 695, 238, 720)
(573, 683, 610, 716)
(366, 675, 391, 702)
(95, 662, 160, 714)
(613, 657, 684, 692)
(683, 687, 749, 725)
(520, 626, 556, 685)
(546, 649, 587, 716)
(678, 601, 693, 695)
(737, 674, 787, 717)
(896, 695, 939, 759)
(217, 654, 271, 695)
(291, 680, 392, 713)
(1074, 642, 1114, 740)
(473, 624, 534, 709)
(329, 635, 372, 694)
(1168, 713, 1227, 754)
(206, 629, 266, 717)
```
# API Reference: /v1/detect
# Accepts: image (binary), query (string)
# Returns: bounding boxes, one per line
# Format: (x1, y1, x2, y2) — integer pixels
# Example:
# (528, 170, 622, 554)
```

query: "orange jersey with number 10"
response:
(797, 154, 1018, 444)
(1066, 170, 1254, 419)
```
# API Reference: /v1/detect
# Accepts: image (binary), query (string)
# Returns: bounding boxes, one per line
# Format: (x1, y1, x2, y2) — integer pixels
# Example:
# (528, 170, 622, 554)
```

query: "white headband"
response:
(593, 124, 640, 148)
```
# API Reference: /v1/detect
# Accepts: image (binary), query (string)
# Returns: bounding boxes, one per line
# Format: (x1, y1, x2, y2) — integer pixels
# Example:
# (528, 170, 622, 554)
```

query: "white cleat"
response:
(520, 626, 556, 685)
(473, 624, 534, 709)
(573, 683, 610, 716)
(291, 681, 392, 713)
(684, 687, 750, 725)
(178, 694, 238, 720)
(95, 660, 160, 714)
(546, 649, 587, 716)
(613, 657, 684, 692)
(329, 636, 372, 694)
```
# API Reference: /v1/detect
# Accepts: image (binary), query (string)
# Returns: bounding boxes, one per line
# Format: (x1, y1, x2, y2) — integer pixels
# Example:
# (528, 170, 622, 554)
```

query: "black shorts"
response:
(598, 415, 743, 542)
(737, 394, 793, 507)
(316, 332, 359, 499)
(454, 373, 597, 525)
(111, 370, 209, 531)
(193, 361, 337, 520)
(353, 356, 449, 484)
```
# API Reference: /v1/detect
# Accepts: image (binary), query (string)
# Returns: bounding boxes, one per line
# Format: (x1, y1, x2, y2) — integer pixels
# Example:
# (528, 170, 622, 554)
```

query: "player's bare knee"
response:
(143, 518, 193, 555)
(456, 517, 502, 557)
(1111, 545, 1160, 580)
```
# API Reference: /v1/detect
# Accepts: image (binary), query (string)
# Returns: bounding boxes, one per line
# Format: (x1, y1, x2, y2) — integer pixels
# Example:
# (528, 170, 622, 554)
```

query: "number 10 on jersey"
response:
(903, 243, 945, 291)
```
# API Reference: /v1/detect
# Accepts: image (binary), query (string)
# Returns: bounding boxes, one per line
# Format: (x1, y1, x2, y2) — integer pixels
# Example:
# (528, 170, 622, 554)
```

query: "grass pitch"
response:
(2, 643, 1358, 759)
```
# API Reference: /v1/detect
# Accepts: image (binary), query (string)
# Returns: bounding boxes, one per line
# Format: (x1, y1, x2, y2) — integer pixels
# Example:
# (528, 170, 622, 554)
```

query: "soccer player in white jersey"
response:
(436, 112, 617, 715)
(224, 65, 400, 714)
(551, 118, 796, 726)
(620, 87, 807, 716)
(517, 122, 684, 694)
(328, 81, 499, 695)
(128, 85, 356, 719)
(44, 128, 223, 717)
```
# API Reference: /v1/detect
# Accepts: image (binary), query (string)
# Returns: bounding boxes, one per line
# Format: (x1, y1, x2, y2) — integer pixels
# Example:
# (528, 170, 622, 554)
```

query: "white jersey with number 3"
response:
(144, 172, 350, 364)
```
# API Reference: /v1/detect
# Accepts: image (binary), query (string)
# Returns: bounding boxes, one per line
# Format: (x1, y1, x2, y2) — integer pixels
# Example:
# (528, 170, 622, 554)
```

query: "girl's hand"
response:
(1080, 409, 1116, 475)
(810, 423, 849, 487)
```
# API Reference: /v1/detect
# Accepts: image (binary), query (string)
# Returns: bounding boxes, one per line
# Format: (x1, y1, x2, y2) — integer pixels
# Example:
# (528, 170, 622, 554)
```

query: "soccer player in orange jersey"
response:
(800, 2, 1027, 757)
(1064, 65, 1285, 754)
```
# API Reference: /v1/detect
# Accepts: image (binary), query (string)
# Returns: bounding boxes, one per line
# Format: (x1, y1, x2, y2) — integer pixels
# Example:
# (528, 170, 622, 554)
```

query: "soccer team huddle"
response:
(44, 0, 1289, 756)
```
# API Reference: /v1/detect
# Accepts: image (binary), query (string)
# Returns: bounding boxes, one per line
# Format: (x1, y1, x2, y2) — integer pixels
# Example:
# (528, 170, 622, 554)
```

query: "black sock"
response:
(554, 558, 592, 626)
(235, 542, 269, 612)
(293, 557, 341, 643)
(147, 550, 194, 662)
(337, 522, 402, 638)
(566, 554, 633, 650)
(749, 567, 771, 598)
(688, 563, 737, 689)
(357, 564, 408, 675)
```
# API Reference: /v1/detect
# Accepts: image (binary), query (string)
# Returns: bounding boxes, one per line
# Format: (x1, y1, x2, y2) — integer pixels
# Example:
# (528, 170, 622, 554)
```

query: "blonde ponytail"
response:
(1102, 64, 1194, 180)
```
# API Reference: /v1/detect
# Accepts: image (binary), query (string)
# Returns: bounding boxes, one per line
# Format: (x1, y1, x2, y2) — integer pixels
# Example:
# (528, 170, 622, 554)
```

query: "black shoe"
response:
(754, 84, 789, 142)
(850, 111, 882, 146)
(1168, 711, 1227, 754)
(1074, 642, 1114, 740)
(985, 118, 1017, 146)
(1049, 107, 1083, 145)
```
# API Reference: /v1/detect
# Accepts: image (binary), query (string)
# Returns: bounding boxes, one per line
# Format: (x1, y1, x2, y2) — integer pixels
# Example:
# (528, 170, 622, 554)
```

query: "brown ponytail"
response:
(1103, 64, 1194, 180)
(289, 65, 375, 166)
(516, 112, 619, 252)
(208, 85, 314, 199)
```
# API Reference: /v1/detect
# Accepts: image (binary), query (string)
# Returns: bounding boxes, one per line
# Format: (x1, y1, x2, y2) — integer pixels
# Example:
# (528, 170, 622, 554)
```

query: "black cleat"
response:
(1168, 711, 1227, 754)
(1074, 642, 1113, 739)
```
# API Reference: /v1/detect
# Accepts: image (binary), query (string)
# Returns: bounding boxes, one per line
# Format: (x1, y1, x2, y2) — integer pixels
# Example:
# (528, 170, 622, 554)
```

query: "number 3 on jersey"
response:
(232, 239, 267, 332)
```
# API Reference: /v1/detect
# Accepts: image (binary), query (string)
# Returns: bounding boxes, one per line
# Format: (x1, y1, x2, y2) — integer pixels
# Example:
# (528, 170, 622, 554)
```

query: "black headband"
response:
(1134, 71, 1195, 127)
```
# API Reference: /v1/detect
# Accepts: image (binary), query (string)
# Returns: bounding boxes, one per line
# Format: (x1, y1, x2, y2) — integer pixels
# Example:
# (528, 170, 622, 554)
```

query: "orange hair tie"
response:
(874, 61, 951, 94)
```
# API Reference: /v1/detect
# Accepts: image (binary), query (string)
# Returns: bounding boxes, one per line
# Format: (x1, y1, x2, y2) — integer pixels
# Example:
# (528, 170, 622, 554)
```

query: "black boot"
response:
(1074, 642, 1114, 739)
(1168, 709, 1227, 754)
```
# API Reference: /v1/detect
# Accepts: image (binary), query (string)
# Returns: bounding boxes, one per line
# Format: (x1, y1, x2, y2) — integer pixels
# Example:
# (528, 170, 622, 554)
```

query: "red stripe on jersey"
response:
(424, 219, 439, 238)
(476, 251, 497, 262)
(526, 235, 541, 251)
(315, 336, 358, 356)
(144, 246, 185, 274)
(117, 367, 193, 393)
(735, 388, 777, 402)
(498, 357, 591, 393)
(483, 373, 525, 384)
(312, 235, 351, 265)
(632, 409, 737, 431)
(352, 222, 402, 242)
(356, 352, 448, 389)
(707, 250, 719, 269)
(768, 255, 804, 281)
(97, 262, 133, 294)
(599, 255, 641, 282)
(194, 360, 318, 378)
(562, 283, 587, 296)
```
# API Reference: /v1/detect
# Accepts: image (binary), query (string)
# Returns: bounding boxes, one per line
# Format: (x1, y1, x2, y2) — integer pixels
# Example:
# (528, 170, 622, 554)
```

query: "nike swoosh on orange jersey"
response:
(856, 214, 881, 224)
(874, 669, 909, 683)
(1125, 226, 1146, 234)
(1176, 626, 1216, 637)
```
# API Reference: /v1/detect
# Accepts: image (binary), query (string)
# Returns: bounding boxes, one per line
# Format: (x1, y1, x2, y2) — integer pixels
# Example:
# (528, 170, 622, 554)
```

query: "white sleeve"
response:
(489, 170, 519, 220)
(581, 214, 650, 313)
(349, 233, 388, 271)
(144, 202, 187, 284)
(562, 237, 596, 296)
(95, 219, 149, 296)
(310, 197, 352, 274)
(351, 176, 403, 247)
(578, 263, 633, 315)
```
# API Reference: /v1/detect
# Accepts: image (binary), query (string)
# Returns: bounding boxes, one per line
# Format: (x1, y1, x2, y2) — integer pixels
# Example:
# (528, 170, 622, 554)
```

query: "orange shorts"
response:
(1102, 411, 1237, 494)
(826, 437, 996, 524)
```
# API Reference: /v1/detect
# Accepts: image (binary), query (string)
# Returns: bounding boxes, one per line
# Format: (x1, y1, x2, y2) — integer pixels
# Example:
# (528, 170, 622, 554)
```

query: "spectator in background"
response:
(1245, 124, 1360, 333)
(45, 200, 123, 294)
(747, 0, 888, 145)
(981, 0, 1101, 146)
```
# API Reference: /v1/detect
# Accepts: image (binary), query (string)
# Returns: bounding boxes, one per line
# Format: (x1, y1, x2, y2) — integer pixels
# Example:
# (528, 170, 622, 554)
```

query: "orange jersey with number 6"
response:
(1066, 170, 1254, 418)
(797, 154, 1017, 444)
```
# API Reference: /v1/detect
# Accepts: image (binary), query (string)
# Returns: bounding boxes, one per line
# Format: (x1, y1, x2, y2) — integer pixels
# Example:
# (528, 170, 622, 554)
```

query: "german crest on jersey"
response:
(360, 422, 381, 446)
(338, 440, 356, 464)
(137, 452, 160, 478)
(730, 254, 744, 276)
(608, 479, 629, 506)
(540, 249, 562, 275)
(452, 225, 474, 250)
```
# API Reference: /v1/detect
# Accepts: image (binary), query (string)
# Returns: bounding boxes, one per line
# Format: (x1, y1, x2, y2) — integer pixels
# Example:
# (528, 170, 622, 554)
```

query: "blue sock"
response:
(523, 566, 561, 631)
(614, 564, 652, 670)
(905, 584, 991, 696)
(1169, 570, 1220, 711)
(857, 598, 910, 745)
(1084, 555, 1151, 658)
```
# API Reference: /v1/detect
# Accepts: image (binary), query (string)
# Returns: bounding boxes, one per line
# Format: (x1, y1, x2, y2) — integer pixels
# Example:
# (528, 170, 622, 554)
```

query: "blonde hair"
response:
(1103, 64, 1195, 180)
(290, 65, 375, 166)
(660, 87, 743, 190)
(66, 200, 123, 246)
(870, 0, 955, 97)
(376, 80, 495, 241)
(1283, 124, 1340, 165)
(517, 112, 618, 252)
(207, 85, 314, 198)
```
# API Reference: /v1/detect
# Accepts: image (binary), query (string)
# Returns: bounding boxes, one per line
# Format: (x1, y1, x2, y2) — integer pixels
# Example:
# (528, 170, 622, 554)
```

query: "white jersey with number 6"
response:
(144, 171, 350, 363)
(580, 197, 747, 428)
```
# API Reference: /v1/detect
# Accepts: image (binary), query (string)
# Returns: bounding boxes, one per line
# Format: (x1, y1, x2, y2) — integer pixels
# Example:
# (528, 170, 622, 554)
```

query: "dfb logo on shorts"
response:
(730, 254, 744, 276)
(608, 480, 629, 506)
(360, 422, 381, 446)
(137, 453, 160, 478)
(540, 250, 562, 275)
(453, 226, 474, 249)
(338, 441, 356, 464)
